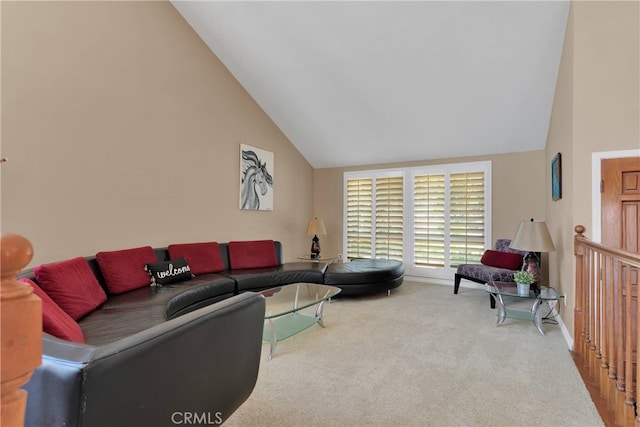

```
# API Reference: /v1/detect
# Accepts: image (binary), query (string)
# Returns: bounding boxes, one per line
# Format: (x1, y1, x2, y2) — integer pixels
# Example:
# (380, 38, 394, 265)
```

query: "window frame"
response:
(343, 161, 492, 281)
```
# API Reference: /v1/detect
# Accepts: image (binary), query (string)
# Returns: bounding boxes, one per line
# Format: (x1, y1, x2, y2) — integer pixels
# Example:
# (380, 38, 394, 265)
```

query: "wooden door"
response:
(601, 157, 640, 253)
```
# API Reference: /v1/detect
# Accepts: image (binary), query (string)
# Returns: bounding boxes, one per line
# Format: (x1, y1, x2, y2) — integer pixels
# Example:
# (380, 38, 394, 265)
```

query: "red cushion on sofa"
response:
(480, 250, 523, 270)
(96, 246, 158, 294)
(167, 242, 224, 275)
(228, 240, 278, 269)
(19, 278, 85, 343)
(34, 257, 107, 320)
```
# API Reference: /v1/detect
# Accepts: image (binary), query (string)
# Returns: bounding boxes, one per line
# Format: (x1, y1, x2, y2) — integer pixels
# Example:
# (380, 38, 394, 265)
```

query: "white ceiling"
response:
(172, 1, 570, 169)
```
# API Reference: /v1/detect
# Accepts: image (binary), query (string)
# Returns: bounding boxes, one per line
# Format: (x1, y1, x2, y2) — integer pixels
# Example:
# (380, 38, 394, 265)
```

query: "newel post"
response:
(1, 234, 41, 426)
(574, 225, 587, 360)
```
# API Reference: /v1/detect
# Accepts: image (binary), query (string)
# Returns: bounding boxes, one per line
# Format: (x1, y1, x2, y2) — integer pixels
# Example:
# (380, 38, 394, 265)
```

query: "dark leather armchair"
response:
(24, 292, 266, 427)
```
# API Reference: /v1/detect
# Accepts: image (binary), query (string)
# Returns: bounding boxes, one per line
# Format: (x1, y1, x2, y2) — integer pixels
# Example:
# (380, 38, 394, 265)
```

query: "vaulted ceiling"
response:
(172, 1, 570, 169)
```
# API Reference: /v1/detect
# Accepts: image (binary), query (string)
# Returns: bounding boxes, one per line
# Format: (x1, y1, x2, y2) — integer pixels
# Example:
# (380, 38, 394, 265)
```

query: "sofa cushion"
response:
(96, 246, 158, 295)
(78, 274, 236, 344)
(145, 257, 194, 286)
(228, 262, 327, 292)
(164, 274, 237, 319)
(20, 278, 85, 343)
(34, 257, 107, 320)
(167, 242, 225, 275)
(323, 259, 404, 284)
(480, 250, 523, 270)
(228, 240, 278, 269)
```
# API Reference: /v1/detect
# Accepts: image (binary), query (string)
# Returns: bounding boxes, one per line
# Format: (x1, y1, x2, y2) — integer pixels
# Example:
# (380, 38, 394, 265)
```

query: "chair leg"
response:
(454, 274, 462, 294)
(489, 293, 496, 309)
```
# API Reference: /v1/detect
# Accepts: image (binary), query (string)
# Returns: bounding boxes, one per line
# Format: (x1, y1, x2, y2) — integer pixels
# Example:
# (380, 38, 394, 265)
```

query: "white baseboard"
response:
(404, 275, 486, 289)
(558, 316, 573, 350)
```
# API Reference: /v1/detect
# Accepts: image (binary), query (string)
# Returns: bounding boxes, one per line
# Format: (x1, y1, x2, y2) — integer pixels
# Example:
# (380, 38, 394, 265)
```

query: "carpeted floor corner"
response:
(225, 281, 603, 427)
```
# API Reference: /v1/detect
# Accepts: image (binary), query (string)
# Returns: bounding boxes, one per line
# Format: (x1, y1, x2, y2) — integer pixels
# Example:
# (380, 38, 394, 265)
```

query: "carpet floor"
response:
(225, 281, 603, 427)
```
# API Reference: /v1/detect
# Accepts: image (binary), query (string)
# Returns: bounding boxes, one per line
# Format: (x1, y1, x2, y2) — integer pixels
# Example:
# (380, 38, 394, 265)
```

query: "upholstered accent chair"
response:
(454, 239, 527, 307)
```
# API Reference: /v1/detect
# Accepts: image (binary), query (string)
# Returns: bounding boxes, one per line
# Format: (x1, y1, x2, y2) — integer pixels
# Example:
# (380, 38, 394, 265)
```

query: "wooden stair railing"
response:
(1, 234, 41, 427)
(573, 225, 640, 427)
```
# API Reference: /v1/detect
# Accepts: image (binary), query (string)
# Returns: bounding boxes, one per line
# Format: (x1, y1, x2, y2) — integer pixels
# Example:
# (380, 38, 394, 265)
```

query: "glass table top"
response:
(485, 281, 559, 300)
(260, 283, 341, 319)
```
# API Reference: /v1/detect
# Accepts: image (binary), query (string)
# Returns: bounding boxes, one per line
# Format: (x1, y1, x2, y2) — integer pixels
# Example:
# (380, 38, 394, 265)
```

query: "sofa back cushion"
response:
(20, 278, 85, 343)
(34, 257, 108, 320)
(480, 249, 523, 270)
(96, 246, 158, 295)
(228, 240, 278, 269)
(167, 242, 225, 275)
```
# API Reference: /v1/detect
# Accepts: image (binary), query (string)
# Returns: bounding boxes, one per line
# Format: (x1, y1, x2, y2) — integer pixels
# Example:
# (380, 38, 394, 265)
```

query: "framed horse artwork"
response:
(239, 144, 274, 211)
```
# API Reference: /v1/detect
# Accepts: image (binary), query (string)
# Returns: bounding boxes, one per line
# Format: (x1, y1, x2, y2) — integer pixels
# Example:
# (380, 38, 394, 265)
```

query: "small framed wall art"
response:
(551, 152, 562, 201)
(239, 144, 274, 211)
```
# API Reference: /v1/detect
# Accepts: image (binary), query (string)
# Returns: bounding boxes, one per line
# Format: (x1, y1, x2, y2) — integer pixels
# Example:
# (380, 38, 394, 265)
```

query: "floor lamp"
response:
(510, 218, 556, 288)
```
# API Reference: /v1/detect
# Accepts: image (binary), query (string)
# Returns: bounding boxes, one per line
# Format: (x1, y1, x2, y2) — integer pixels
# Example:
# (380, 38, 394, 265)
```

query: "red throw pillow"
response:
(19, 278, 85, 343)
(34, 257, 107, 321)
(228, 240, 278, 269)
(96, 246, 158, 294)
(480, 250, 523, 270)
(168, 242, 224, 275)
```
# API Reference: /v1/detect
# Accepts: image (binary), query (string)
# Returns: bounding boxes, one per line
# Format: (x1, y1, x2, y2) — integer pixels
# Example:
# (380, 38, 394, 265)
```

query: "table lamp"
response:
(306, 217, 327, 259)
(510, 218, 556, 287)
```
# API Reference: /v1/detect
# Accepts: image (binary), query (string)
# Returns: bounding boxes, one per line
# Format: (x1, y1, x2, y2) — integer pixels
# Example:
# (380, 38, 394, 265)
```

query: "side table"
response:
(485, 281, 559, 335)
(296, 255, 337, 263)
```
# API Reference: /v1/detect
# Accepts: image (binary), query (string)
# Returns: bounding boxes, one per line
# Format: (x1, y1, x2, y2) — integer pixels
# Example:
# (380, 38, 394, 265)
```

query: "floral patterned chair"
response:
(453, 239, 527, 308)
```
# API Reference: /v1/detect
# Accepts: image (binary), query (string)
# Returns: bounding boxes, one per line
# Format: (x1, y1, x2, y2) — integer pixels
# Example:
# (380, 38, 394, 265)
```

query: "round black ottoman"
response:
(323, 259, 404, 296)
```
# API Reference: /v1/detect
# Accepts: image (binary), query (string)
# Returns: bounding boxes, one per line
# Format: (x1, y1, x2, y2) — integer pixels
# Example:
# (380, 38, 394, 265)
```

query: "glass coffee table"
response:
(259, 283, 341, 359)
(485, 281, 559, 335)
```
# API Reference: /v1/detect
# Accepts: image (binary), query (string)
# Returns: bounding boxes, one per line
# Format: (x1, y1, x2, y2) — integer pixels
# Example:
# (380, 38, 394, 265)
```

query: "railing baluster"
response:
(606, 256, 618, 413)
(589, 247, 600, 385)
(601, 253, 610, 402)
(624, 264, 636, 425)
(574, 226, 640, 426)
(575, 225, 587, 366)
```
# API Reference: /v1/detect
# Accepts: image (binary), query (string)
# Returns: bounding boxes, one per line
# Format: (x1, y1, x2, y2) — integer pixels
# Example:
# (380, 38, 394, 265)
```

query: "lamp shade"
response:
(306, 217, 327, 236)
(510, 219, 556, 252)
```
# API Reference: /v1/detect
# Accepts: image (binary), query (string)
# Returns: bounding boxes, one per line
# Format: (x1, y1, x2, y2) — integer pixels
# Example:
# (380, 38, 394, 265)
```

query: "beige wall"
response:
(546, 1, 640, 338)
(0, 1, 314, 266)
(546, 1, 576, 336)
(314, 151, 547, 265)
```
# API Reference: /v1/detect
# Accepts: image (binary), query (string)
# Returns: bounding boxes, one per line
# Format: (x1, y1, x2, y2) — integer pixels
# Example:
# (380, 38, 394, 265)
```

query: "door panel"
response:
(602, 157, 640, 253)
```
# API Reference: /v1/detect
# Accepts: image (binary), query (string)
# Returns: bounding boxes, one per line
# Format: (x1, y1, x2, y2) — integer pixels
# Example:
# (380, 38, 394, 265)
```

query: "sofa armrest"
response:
(25, 292, 266, 427)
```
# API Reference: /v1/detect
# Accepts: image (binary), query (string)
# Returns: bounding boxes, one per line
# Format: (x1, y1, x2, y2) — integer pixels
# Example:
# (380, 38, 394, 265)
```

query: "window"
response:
(375, 176, 404, 259)
(344, 162, 491, 281)
(344, 172, 404, 260)
(413, 173, 445, 268)
(345, 178, 373, 258)
(449, 172, 486, 266)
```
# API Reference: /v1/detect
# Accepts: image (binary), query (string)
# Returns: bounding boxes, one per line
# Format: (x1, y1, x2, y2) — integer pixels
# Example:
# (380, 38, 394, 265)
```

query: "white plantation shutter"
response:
(449, 172, 485, 267)
(346, 178, 373, 258)
(414, 174, 446, 268)
(375, 176, 403, 260)
(344, 162, 490, 278)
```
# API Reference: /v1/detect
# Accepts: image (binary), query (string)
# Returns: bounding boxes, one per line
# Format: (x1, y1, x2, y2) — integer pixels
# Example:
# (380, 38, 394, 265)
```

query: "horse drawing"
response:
(241, 149, 273, 210)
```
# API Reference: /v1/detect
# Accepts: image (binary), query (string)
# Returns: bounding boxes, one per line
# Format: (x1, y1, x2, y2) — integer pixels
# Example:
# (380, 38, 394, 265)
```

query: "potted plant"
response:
(513, 270, 534, 296)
